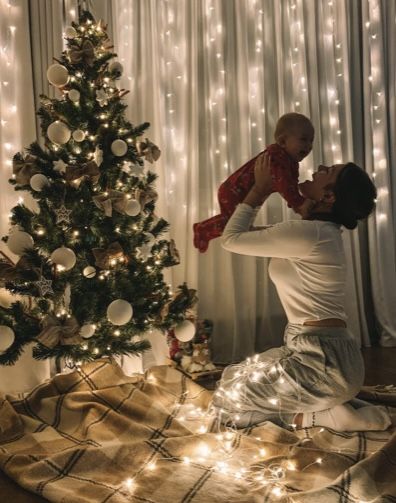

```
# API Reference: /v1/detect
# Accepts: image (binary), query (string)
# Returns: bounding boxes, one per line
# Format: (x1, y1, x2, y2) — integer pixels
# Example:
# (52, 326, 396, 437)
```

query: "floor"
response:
(0, 347, 395, 503)
(361, 346, 396, 386)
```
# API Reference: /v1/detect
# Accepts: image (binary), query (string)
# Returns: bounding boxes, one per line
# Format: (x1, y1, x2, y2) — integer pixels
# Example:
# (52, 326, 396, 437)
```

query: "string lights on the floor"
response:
(117, 359, 378, 499)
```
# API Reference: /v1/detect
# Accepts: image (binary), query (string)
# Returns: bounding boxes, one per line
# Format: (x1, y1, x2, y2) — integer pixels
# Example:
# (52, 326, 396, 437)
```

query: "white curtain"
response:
(113, 0, 396, 362)
(0, 0, 50, 392)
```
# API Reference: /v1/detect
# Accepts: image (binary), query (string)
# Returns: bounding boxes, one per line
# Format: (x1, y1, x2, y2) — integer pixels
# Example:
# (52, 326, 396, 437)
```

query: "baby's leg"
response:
(217, 179, 245, 218)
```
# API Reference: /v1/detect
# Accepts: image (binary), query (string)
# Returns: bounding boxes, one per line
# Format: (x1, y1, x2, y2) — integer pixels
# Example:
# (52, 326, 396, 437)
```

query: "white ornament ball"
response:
(7, 230, 34, 255)
(0, 326, 15, 352)
(68, 89, 80, 102)
(64, 26, 77, 39)
(80, 324, 96, 339)
(83, 266, 96, 278)
(111, 139, 128, 157)
(47, 64, 69, 87)
(107, 299, 133, 326)
(50, 246, 76, 271)
(72, 129, 85, 142)
(125, 199, 141, 216)
(47, 121, 71, 145)
(30, 173, 49, 192)
(108, 61, 123, 74)
(174, 320, 196, 342)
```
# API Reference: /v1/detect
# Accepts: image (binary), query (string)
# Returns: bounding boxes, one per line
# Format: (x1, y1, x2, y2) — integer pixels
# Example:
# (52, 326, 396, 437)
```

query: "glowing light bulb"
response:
(125, 478, 135, 489)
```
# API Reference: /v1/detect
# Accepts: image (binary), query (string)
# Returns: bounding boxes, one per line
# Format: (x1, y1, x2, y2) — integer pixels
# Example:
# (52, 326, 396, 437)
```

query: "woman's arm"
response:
(242, 153, 273, 208)
(221, 154, 317, 258)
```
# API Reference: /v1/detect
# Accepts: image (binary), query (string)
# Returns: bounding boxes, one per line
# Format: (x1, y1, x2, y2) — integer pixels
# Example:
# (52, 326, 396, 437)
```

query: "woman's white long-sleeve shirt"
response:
(221, 203, 347, 323)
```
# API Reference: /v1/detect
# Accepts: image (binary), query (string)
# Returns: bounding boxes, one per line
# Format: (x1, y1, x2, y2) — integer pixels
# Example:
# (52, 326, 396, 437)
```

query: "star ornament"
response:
(55, 205, 72, 224)
(53, 159, 68, 174)
(130, 163, 145, 177)
(35, 277, 54, 296)
(121, 162, 144, 178)
(96, 88, 109, 107)
(136, 244, 152, 261)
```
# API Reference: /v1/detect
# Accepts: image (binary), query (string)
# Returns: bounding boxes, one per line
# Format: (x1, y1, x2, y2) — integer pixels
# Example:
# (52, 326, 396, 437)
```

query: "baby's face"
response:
(281, 125, 314, 162)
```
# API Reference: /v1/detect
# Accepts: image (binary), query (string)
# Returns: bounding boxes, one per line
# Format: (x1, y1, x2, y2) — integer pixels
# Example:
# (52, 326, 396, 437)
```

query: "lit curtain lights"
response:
(362, 0, 396, 345)
(113, 0, 200, 293)
(111, 0, 396, 360)
(0, 0, 35, 243)
(203, 0, 228, 214)
(0, 1, 19, 239)
(0, 0, 50, 392)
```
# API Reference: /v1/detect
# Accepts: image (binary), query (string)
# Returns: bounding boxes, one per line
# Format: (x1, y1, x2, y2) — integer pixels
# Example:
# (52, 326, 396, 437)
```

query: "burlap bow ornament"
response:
(12, 154, 39, 185)
(136, 139, 161, 163)
(65, 160, 100, 184)
(135, 187, 158, 208)
(93, 190, 127, 217)
(37, 314, 82, 348)
(69, 40, 95, 66)
(0, 253, 33, 287)
(158, 285, 198, 322)
(0, 261, 19, 287)
(92, 242, 125, 269)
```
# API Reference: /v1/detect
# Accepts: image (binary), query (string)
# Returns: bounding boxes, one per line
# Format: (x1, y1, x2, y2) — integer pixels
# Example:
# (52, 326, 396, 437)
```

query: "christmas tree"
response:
(0, 10, 197, 367)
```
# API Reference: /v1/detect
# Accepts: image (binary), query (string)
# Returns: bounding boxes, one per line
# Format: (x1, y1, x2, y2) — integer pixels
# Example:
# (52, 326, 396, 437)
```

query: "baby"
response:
(193, 113, 315, 252)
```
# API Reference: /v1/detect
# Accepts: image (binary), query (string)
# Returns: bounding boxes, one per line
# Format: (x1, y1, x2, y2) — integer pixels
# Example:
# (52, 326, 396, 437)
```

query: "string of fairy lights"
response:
(111, 365, 382, 500)
(364, 0, 388, 224)
(0, 0, 20, 234)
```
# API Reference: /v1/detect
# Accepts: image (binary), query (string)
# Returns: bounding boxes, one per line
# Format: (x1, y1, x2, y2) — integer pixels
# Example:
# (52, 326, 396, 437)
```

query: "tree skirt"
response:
(0, 360, 395, 502)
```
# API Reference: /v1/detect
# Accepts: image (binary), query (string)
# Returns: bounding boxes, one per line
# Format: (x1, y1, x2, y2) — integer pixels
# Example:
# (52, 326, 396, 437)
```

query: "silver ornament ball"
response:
(68, 89, 80, 102)
(7, 230, 34, 256)
(125, 199, 141, 216)
(111, 139, 128, 157)
(80, 324, 96, 338)
(30, 173, 49, 192)
(50, 246, 76, 271)
(0, 325, 15, 352)
(47, 121, 71, 145)
(47, 64, 69, 87)
(72, 129, 85, 142)
(174, 320, 196, 342)
(83, 266, 96, 278)
(107, 299, 133, 326)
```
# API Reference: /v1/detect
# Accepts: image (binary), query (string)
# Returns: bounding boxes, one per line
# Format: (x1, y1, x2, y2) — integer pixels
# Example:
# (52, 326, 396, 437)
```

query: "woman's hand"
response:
(242, 152, 273, 208)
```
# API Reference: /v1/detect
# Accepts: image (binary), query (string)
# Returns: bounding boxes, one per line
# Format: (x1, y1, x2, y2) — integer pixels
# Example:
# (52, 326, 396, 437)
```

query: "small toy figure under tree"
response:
(0, 10, 196, 367)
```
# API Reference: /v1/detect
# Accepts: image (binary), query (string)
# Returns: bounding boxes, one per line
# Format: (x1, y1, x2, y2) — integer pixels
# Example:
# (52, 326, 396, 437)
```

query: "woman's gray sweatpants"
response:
(211, 323, 365, 428)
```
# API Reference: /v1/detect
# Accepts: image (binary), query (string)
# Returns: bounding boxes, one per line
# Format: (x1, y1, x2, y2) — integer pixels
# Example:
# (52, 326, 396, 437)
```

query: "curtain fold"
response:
(0, 0, 50, 392)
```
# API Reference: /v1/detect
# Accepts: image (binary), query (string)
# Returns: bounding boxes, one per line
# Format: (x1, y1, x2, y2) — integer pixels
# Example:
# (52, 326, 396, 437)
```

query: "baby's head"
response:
(274, 113, 314, 162)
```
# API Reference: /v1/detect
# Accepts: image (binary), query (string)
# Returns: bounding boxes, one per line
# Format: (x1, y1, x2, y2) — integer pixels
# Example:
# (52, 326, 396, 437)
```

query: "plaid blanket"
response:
(0, 360, 395, 502)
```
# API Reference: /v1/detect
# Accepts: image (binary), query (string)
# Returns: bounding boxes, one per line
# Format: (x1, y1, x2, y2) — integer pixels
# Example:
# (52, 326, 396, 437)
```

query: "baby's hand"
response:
(296, 198, 315, 218)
